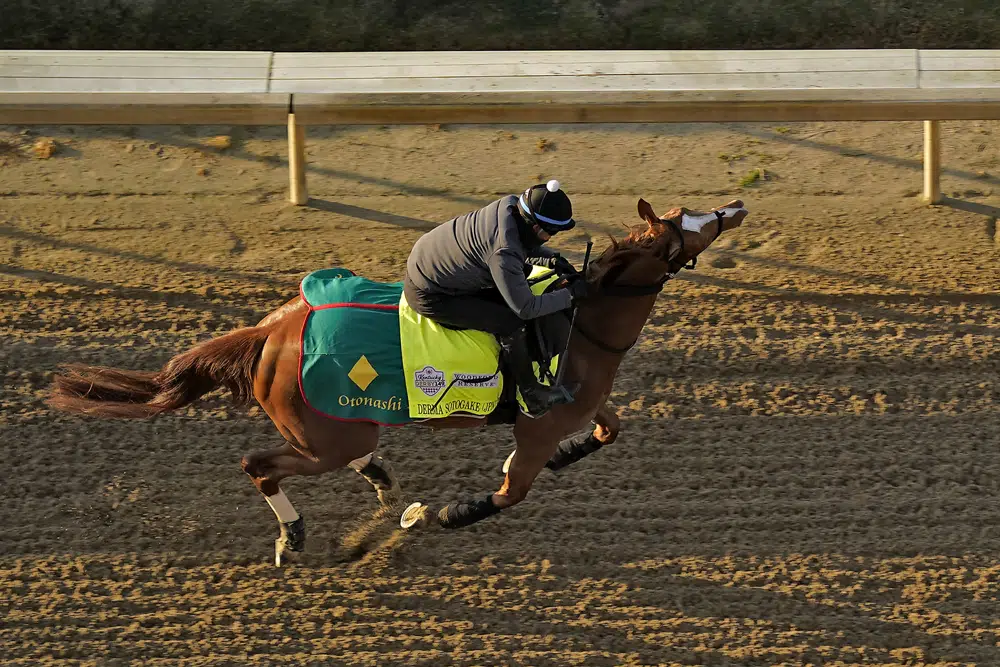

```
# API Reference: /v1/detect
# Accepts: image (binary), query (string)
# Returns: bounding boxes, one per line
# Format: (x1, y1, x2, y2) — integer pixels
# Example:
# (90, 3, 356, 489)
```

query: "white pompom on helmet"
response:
(517, 178, 575, 234)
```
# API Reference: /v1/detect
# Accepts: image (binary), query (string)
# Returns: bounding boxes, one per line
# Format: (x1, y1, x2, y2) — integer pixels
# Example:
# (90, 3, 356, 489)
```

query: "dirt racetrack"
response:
(1, 119, 999, 665)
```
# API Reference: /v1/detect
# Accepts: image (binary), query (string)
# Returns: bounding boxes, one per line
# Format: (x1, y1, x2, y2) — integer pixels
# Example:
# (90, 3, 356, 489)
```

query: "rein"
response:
(565, 209, 725, 355)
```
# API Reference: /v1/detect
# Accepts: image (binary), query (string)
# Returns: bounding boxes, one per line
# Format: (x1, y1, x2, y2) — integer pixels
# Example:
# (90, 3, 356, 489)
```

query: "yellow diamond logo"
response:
(348, 355, 378, 391)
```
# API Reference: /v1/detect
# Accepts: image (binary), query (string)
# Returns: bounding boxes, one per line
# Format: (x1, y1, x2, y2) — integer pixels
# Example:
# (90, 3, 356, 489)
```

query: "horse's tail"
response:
(48, 325, 273, 419)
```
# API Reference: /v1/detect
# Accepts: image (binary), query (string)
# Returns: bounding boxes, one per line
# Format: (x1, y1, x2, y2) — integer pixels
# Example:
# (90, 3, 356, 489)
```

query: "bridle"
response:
(564, 210, 725, 355)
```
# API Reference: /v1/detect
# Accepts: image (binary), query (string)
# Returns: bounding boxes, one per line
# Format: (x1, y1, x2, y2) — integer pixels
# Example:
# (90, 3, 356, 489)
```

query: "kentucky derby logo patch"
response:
(414, 365, 446, 397)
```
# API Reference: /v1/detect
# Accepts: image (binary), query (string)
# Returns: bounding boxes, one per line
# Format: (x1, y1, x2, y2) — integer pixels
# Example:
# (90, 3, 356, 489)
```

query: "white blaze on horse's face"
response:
(671, 201, 749, 259)
(636, 197, 748, 265)
(680, 207, 749, 233)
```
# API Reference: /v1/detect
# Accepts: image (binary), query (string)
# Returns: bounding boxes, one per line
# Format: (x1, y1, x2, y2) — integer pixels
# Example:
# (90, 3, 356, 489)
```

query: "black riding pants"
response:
(403, 275, 523, 337)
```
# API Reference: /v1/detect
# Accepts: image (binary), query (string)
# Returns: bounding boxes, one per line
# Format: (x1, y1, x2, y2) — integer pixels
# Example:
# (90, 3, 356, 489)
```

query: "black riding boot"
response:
(499, 325, 574, 417)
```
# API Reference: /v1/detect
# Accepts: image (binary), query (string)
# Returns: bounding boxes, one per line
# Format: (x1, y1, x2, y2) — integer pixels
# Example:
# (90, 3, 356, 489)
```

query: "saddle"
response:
(296, 265, 571, 427)
(414, 267, 573, 424)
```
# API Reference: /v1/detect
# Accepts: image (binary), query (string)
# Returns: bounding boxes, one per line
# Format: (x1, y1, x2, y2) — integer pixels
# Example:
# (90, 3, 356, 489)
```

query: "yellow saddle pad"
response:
(398, 266, 561, 419)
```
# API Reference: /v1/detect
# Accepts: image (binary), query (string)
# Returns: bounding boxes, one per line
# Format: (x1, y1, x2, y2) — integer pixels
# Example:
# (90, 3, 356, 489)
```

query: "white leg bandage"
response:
(265, 489, 300, 523)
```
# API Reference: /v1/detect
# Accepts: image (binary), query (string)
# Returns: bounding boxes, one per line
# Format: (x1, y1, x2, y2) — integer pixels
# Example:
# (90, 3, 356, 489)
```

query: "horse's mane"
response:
(586, 218, 678, 286)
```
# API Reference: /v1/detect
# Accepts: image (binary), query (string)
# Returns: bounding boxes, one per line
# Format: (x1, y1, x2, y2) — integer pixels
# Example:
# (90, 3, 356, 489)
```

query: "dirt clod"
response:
(31, 138, 58, 159)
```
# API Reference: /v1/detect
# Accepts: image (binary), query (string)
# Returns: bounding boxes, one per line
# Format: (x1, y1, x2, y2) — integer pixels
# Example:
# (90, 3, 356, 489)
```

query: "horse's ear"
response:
(637, 198, 659, 227)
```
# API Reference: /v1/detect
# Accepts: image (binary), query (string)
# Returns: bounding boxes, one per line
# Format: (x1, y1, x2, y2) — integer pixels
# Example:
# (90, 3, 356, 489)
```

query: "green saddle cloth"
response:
(298, 268, 411, 426)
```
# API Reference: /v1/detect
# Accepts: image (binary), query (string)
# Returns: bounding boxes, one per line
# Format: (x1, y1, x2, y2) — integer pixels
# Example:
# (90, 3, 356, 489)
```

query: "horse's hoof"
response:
(274, 516, 305, 566)
(400, 501, 428, 529)
(502, 450, 515, 474)
(275, 538, 291, 567)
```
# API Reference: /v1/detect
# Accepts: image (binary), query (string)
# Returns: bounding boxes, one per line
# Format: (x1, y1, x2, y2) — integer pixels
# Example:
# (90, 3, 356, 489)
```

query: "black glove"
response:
(566, 275, 593, 304)
(552, 255, 577, 276)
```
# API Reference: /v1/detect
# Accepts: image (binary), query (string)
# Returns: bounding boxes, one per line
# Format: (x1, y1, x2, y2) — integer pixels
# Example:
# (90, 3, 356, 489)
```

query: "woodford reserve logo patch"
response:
(414, 365, 446, 397)
(453, 372, 500, 389)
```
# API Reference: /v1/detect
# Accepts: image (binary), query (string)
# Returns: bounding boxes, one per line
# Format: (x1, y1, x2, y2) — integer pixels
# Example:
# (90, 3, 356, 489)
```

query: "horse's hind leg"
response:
(242, 420, 379, 565)
(241, 442, 330, 565)
(348, 451, 401, 508)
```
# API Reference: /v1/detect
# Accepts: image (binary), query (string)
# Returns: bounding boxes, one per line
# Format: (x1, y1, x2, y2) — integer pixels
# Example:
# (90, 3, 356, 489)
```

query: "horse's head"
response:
(588, 197, 749, 293)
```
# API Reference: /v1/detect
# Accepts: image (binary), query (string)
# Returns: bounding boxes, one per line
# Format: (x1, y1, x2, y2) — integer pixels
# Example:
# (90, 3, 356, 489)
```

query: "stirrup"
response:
(518, 379, 576, 418)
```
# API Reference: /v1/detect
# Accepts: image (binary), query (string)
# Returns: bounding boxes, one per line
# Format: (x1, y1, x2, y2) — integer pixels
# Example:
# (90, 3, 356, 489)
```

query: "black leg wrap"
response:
(438, 494, 503, 529)
(359, 458, 393, 490)
(279, 516, 306, 552)
(546, 433, 605, 471)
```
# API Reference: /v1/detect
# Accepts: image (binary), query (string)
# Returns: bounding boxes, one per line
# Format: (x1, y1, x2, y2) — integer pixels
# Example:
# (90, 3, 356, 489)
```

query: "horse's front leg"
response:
(403, 417, 560, 530)
(546, 400, 620, 471)
(500, 400, 620, 474)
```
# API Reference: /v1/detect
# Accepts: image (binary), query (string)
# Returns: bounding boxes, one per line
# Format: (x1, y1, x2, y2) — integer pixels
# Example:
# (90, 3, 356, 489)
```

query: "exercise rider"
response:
(403, 179, 589, 417)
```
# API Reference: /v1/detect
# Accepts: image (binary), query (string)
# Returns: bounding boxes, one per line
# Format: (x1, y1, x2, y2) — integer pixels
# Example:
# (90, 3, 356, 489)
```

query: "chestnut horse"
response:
(48, 197, 749, 564)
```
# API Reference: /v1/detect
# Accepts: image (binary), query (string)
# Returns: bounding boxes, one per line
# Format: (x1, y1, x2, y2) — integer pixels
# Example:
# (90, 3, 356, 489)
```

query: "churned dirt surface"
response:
(1, 120, 999, 665)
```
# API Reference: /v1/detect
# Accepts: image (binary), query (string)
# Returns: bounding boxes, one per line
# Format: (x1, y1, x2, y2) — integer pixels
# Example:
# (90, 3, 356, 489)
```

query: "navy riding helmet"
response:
(518, 179, 576, 235)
